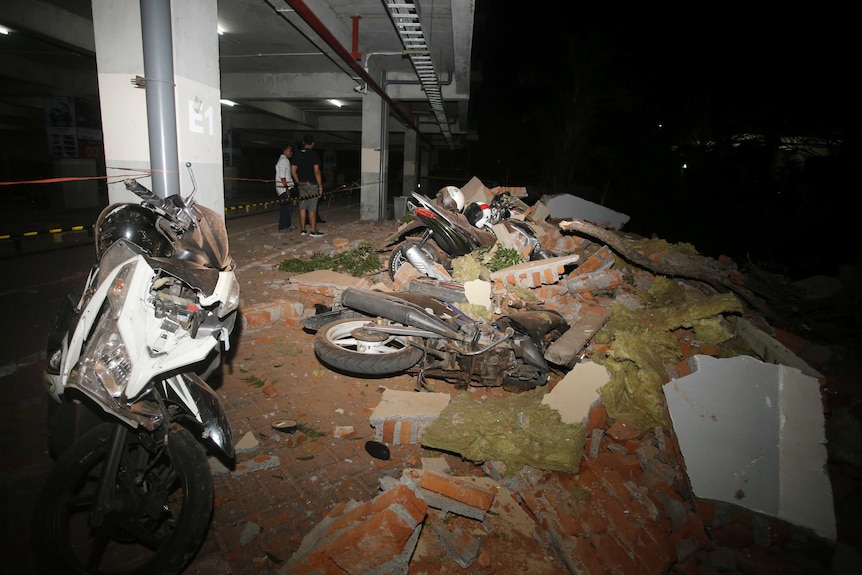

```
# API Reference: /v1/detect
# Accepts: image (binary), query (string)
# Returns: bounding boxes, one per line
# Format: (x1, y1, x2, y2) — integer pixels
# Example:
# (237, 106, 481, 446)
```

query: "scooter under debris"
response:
(302, 286, 570, 393)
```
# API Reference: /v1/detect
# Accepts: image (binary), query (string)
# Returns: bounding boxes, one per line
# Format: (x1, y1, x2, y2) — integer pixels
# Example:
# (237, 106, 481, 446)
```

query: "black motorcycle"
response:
(302, 287, 569, 393)
(385, 189, 553, 280)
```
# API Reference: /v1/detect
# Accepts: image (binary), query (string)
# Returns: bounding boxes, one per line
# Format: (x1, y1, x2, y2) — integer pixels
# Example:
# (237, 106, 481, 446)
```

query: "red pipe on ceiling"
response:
(285, 0, 415, 131)
(351, 16, 361, 60)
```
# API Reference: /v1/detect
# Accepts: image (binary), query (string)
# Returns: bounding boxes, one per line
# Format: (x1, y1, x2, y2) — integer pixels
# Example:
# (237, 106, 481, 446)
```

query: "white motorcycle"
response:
(33, 169, 240, 574)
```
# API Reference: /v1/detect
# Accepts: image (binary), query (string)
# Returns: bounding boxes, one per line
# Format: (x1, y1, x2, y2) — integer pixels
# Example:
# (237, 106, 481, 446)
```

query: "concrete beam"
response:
(2, 0, 96, 54)
(241, 100, 314, 125)
(220, 72, 360, 99)
(451, 0, 475, 94)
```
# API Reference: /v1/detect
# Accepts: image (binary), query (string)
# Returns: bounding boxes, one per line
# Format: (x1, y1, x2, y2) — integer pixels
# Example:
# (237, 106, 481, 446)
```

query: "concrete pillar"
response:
(402, 129, 417, 197)
(419, 144, 432, 194)
(360, 82, 387, 220)
(92, 0, 224, 213)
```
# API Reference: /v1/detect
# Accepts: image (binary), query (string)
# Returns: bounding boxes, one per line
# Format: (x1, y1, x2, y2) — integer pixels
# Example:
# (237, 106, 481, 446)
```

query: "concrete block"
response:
(370, 389, 451, 445)
(541, 360, 610, 425)
(419, 469, 496, 511)
(489, 254, 580, 289)
(544, 303, 612, 367)
(540, 193, 631, 230)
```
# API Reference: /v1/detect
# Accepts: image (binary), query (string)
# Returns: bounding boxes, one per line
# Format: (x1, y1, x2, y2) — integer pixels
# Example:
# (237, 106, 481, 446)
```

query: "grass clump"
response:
(276, 242, 381, 277)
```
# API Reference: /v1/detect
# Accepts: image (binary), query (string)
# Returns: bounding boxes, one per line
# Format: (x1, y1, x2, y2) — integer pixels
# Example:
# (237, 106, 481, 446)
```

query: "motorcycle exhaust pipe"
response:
(403, 244, 450, 281)
(341, 288, 462, 340)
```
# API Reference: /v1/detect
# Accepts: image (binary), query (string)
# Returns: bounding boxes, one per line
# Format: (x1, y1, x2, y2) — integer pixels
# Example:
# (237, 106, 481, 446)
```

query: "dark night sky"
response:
(462, 9, 860, 278)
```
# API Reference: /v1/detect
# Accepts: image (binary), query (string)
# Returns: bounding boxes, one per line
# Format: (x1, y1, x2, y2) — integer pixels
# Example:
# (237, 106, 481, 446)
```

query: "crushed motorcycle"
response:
(33, 169, 239, 575)
(385, 187, 554, 281)
(302, 286, 570, 393)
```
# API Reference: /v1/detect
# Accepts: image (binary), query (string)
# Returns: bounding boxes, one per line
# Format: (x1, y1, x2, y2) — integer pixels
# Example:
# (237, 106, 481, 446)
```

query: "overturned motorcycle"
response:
(302, 286, 570, 393)
(34, 171, 239, 574)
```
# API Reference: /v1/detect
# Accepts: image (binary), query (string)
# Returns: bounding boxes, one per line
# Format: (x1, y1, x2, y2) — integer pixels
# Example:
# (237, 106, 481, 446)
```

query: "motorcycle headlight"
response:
(79, 319, 132, 398)
(78, 261, 137, 398)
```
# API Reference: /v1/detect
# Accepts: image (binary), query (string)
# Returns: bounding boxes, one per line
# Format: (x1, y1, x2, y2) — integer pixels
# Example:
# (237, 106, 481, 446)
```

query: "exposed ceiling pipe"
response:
(283, 0, 416, 133)
(350, 15, 361, 60)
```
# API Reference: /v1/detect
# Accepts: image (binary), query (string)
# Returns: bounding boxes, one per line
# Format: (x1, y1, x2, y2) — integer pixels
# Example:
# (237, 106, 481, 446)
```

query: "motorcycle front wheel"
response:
(33, 422, 213, 575)
(314, 318, 424, 375)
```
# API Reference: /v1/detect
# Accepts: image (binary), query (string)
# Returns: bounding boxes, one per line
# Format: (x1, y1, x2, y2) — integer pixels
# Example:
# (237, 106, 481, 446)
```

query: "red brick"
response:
(576, 502, 608, 535)
(320, 508, 417, 572)
(591, 533, 640, 575)
(419, 470, 495, 510)
(382, 419, 396, 444)
(397, 421, 413, 444)
(632, 540, 673, 575)
(586, 451, 643, 481)
(570, 537, 610, 575)
(708, 521, 754, 548)
(587, 402, 608, 432)
(607, 420, 645, 441)
(542, 490, 580, 536)
(242, 308, 273, 329)
(695, 499, 717, 527)
(773, 328, 808, 356)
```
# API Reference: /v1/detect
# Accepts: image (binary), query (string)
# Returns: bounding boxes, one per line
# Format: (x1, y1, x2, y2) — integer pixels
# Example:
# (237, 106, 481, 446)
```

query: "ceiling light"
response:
(217, 26, 225, 35)
(327, 99, 345, 108)
(220, 99, 237, 107)
(0, 25, 11, 35)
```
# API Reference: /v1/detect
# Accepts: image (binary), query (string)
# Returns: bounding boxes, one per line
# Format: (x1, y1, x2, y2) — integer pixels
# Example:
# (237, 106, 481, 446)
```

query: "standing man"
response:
(291, 134, 324, 237)
(275, 144, 295, 231)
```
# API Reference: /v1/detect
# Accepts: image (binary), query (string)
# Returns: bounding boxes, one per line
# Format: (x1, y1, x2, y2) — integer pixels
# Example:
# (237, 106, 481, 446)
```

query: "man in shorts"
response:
(290, 134, 324, 237)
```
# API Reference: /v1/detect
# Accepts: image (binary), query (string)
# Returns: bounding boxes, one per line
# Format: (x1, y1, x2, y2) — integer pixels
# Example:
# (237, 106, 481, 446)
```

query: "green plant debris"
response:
(279, 344, 303, 356)
(276, 242, 381, 277)
(421, 391, 586, 474)
(591, 292, 746, 429)
(569, 485, 592, 502)
(312, 369, 328, 377)
(296, 455, 315, 461)
(242, 375, 269, 388)
(485, 246, 522, 272)
(399, 214, 413, 224)
(296, 421, 326, 439)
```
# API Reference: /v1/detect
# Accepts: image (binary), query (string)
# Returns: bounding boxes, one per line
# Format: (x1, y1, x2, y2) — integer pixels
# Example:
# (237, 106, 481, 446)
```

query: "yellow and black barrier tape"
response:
(1, 182, 362, 242)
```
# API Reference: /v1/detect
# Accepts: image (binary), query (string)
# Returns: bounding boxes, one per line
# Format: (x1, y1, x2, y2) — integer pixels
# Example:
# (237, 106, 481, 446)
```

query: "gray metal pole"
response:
(140, 0, 180, 199)
(378, 70, 388, 221)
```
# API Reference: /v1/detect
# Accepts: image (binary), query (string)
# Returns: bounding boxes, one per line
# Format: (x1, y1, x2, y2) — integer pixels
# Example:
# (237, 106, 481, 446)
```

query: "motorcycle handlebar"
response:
(123, 179, 193, 231)
(124, 179, 170, 211)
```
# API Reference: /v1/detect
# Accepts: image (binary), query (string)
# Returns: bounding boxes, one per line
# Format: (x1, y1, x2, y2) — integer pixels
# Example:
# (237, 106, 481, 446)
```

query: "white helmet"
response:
(465, 201, 492, 229)
(437, 185, 465, 212)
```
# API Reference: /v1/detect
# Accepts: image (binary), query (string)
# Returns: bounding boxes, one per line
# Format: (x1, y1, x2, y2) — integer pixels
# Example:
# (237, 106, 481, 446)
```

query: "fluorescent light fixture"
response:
(0, 25, 11, 35)
(217, 26, 225, 35)
(327, 99, 345, 108)
(220, 99, 237, 107)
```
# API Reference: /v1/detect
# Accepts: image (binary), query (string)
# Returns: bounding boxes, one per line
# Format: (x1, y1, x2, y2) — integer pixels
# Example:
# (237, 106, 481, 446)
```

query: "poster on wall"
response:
(44, 97, 104, 158)
(44, 96, 77, 157)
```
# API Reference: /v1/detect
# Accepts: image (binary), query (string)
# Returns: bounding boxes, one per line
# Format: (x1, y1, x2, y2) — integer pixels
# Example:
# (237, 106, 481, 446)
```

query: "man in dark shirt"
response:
(290, 134, 324, 237)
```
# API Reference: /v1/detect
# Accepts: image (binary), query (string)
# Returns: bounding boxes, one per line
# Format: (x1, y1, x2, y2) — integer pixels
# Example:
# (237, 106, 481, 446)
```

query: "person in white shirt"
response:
(275, 144, 295, 231)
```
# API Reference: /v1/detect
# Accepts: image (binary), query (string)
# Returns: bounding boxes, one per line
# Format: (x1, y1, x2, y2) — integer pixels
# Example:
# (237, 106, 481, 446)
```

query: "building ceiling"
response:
(0, 0, 477, 159)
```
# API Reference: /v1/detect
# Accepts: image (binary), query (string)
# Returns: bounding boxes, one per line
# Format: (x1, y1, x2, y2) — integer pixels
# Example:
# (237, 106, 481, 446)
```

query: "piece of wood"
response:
(559, 219, 779, 323)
